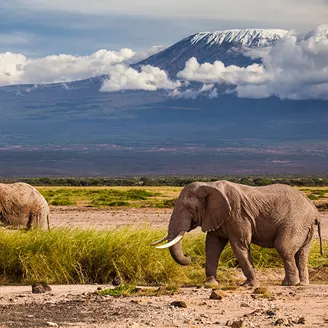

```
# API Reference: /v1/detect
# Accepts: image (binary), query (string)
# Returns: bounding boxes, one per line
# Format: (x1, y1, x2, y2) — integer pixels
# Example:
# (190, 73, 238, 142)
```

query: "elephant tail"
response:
(316, 219, 324, 256)
(47, 213, 50, 232)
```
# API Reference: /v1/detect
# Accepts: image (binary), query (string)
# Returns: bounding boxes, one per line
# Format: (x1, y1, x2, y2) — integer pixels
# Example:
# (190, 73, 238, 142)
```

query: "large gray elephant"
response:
(0, 182, 50, 230)
(152, 181, 323, 286)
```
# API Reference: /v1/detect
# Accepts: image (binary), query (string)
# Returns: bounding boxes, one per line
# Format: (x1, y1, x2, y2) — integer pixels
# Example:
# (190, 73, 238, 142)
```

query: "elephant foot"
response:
(299, 279, 309, 286)
(241, 279, 259, 288)
(204, 276, 219, 286)
(282, 276, 300, 286)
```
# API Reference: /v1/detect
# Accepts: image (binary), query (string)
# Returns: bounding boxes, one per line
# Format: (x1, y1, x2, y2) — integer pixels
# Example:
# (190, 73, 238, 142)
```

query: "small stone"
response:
(266, 309, 277, 317)
(170, 300, 187, 308)
(296, 316, 306, 324)
(46, 322, 58, 327)
(32, 283, 52, 294)
(209, 289, 226, 300)
(227, 319, 246, 328)
(274, 318, 289, 326)
(240, 302, 250, 307)
(112, 276, 122, 286)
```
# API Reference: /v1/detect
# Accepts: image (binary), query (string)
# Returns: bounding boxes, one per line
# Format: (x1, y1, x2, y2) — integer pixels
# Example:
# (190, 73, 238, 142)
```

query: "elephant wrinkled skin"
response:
(0, 182, 50, 230)
(154, 180, 323, 287)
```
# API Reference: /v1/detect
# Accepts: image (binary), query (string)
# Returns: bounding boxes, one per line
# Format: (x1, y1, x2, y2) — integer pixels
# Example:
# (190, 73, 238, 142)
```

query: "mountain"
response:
(136, 29, 287, 77)
(0, 28, 327, 176)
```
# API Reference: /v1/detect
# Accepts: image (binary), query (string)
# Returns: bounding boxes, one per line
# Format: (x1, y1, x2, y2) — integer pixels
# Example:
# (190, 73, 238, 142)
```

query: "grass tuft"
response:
(0, 228, 326, 286)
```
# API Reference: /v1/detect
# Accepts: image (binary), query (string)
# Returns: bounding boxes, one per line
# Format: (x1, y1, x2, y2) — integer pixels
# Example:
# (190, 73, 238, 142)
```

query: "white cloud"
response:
(243, 24, 328, 99)
(171, 84, 218, 99)
(177, 57, 271, 85)
(101, 65, 180, 92)
(0, 46, 165, 86)
(1, 24, 328, 100)
(176, 25, 328, 100)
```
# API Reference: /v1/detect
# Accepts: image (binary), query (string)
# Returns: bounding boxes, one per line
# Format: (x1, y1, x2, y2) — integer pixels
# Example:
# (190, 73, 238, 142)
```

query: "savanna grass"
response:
(38, 187, 169, 207)
(0, 228, 326, 285)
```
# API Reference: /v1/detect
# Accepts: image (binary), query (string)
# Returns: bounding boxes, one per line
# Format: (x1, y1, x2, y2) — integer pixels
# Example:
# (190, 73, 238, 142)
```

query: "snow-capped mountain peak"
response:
(190, 29, 288, 47)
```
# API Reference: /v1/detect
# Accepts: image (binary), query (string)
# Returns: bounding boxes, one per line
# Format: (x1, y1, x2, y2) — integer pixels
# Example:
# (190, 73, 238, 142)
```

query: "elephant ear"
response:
(196, 184, 231, 233)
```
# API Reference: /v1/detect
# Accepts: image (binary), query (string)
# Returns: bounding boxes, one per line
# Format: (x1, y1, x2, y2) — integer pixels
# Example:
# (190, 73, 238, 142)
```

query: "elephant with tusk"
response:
(152, 180, 323, 287)
(0, 182, 50, 230)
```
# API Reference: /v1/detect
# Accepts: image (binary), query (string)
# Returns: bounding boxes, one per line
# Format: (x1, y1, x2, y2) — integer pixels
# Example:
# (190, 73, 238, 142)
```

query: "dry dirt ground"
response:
(0, 207, 328, 328)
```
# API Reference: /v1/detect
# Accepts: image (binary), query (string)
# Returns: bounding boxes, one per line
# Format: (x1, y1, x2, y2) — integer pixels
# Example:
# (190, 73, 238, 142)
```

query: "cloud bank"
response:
(176, 25, 328, 100)
(0, 46, 165, 86)
(101, 65, 180, 92)
(1, 25, 328, 99)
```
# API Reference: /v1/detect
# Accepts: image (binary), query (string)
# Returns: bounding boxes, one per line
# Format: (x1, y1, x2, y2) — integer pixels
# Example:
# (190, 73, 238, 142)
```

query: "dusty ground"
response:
(49, 206, 328, 240)
(0, 207, 327, 328)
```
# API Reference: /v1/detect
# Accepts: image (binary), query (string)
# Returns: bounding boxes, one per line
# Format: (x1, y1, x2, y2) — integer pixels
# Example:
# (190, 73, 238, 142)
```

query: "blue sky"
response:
(1, 0, 327, 57)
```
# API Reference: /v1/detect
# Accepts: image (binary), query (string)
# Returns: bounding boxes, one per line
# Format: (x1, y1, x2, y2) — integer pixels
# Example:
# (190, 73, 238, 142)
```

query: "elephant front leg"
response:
(205, 232, 228, 285)
(230, 242, 259, 287)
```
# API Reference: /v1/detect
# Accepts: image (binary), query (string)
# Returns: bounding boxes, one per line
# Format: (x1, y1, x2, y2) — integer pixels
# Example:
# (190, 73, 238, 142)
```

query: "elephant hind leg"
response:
(274, 235, 300, 286)
(295, 228, 313, 286)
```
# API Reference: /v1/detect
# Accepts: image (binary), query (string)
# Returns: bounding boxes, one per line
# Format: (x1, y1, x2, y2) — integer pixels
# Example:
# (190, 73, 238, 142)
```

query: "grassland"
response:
(37, 186, 181, 207)
(0, 228, 326, 286)
(37, 186, 328, 209)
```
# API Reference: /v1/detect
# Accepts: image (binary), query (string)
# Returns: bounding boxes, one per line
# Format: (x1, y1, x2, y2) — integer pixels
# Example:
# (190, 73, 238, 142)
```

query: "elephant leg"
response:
(275, 236, 300, 286)
(295, 243, 311, 286)
(205, 232, 228, 285)
(230, 242, 258, 287)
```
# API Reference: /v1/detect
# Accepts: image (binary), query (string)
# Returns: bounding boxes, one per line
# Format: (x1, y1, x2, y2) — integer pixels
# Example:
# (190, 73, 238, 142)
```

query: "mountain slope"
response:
(136, 29, 287, 77)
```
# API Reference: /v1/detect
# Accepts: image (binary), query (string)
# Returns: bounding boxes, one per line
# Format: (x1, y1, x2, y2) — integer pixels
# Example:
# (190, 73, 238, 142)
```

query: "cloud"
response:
(0, 46, 165, 86)
(177, 57, 271, 85)
(100, 65, 180, 92)
(241, 24, 328, 100)
(176, 25, 328, 100)
(171, 84, 218, 99)
(1, 24, 328, 99)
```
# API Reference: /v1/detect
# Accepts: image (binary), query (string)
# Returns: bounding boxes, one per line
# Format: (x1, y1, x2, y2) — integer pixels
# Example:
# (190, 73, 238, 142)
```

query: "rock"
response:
(209, 289, 226, 300)
(266, 309, 277, 317)
(227, 319, 246, 328)
(170, 300, 187, 308)
(32, 283, 52, 294)
(112, 276, 122, 286)
(274, 318, 289, 326)
(296, 316, 306, 324)
(46, 322, 58, 327)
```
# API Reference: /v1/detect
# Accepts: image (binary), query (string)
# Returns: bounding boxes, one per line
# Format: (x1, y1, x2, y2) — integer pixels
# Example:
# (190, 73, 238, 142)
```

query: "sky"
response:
(0, 1, 328, 100)
(1, 0, 327, 56)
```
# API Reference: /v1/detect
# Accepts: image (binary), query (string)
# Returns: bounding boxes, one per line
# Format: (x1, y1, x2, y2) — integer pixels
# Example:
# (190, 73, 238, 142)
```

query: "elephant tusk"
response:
(156, 231, 186, 249)
(150, 235, 168, 246)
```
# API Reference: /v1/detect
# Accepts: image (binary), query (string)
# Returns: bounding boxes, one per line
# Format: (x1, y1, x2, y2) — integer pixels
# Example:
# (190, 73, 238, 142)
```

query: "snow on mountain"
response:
(190, 29, 287, 47)
(136, 28, 287, 77)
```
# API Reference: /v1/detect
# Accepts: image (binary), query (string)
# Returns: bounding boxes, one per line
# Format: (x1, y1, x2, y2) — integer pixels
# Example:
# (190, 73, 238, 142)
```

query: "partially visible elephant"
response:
(0, 182, 50, 230)
(153, 181, 323, 286)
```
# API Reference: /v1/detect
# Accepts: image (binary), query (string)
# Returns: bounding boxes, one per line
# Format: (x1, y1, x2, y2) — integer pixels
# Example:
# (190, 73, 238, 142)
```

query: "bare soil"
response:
(0, 207, 327, 328)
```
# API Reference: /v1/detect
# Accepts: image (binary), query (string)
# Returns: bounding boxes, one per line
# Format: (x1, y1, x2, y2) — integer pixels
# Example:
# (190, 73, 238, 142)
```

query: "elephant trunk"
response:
(167, 212, 192, 265)
(169, 238, 191, 266)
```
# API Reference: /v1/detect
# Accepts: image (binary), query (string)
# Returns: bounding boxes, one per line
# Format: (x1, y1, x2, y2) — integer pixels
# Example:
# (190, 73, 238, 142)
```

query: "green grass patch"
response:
(98, 283, 179, 297)
(38, 187, 163, 207)
(0, 228, 326, 285)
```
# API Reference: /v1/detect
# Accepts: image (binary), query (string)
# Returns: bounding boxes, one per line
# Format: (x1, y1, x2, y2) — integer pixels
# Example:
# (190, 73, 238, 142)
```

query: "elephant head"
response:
(152, 181, 232, 265)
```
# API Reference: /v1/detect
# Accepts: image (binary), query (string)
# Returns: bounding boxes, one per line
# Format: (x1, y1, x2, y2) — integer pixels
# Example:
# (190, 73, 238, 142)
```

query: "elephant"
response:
(152, 180, 323, 287)
(0, 182, 50, 230)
